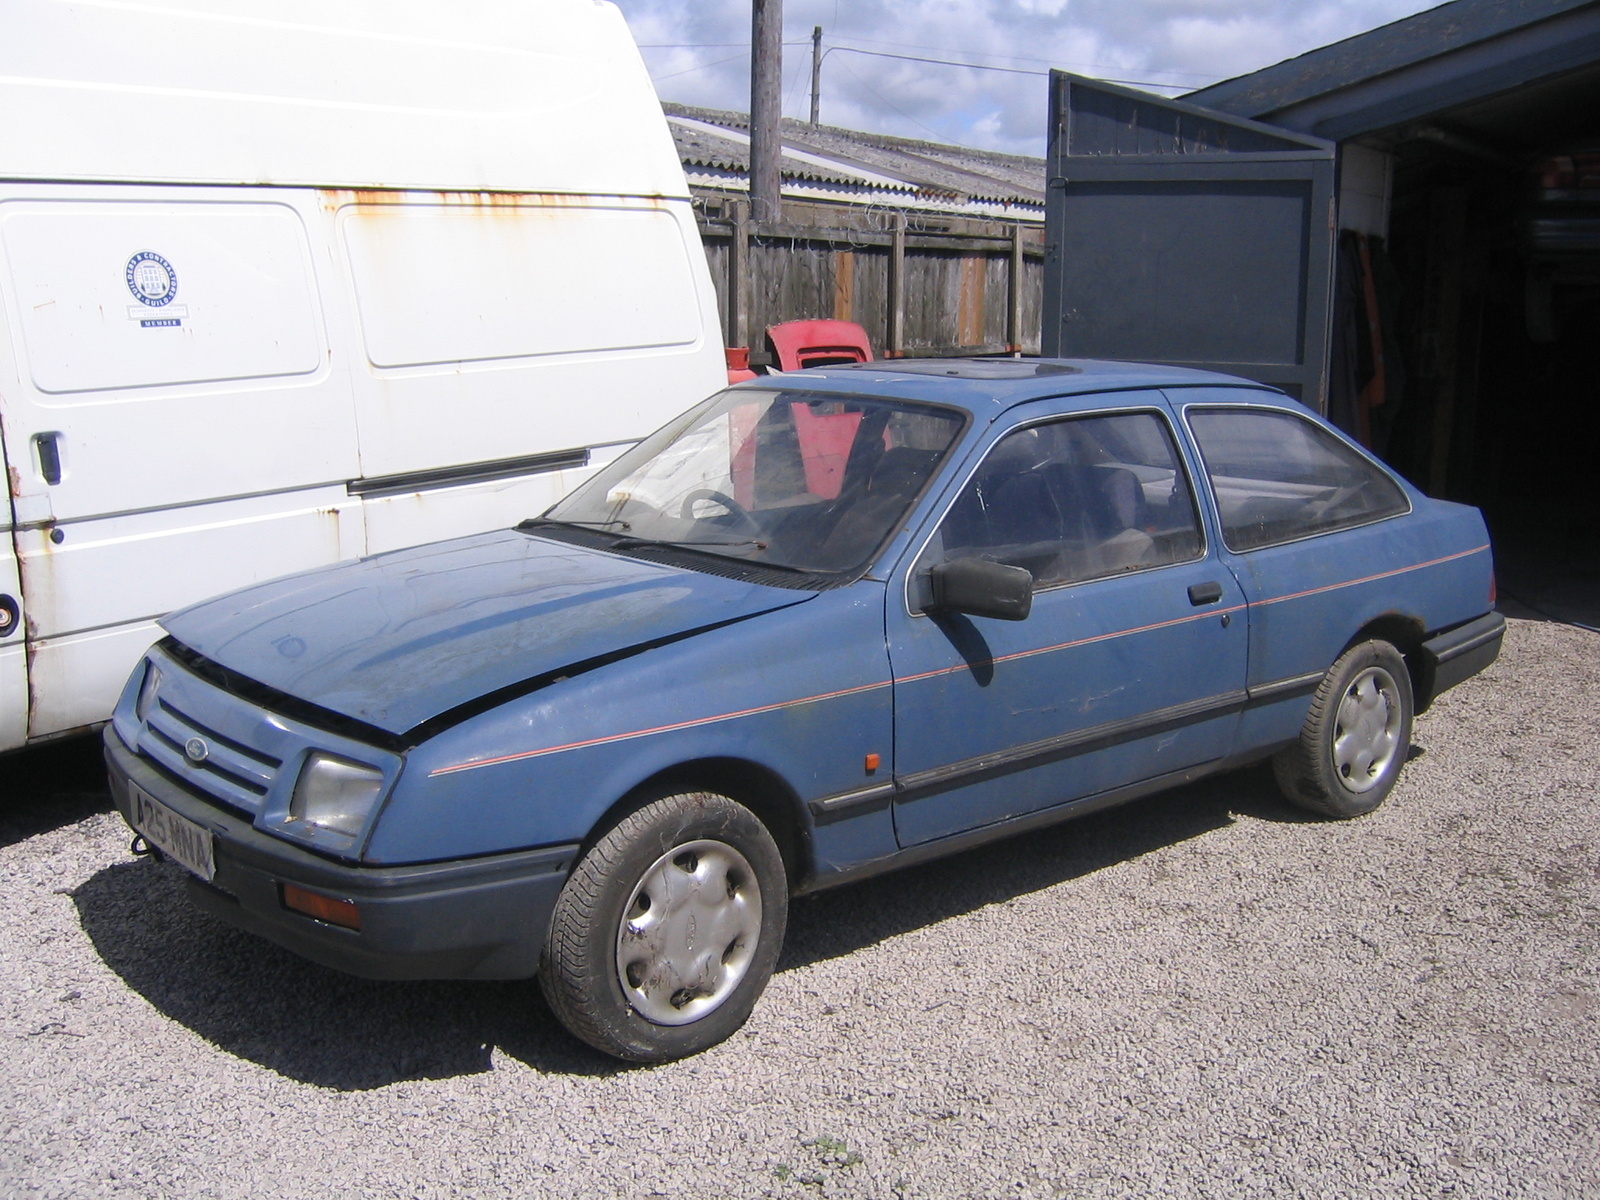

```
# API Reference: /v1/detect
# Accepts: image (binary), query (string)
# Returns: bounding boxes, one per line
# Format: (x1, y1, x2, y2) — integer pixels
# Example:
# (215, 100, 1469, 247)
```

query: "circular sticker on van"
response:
(125, 251, 178, 307)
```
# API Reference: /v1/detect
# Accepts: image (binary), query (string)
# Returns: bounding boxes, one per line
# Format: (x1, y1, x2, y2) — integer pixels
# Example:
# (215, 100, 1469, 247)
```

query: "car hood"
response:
(161, 530, 814, 735)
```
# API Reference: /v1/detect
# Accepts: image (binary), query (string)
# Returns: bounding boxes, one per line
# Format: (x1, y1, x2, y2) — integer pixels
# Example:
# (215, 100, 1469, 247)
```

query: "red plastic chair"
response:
(765, 319, 874, 371)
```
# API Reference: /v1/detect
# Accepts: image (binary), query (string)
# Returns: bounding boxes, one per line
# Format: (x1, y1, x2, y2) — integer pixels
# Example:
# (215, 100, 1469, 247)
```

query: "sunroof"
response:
(838, 358, 1083, 380)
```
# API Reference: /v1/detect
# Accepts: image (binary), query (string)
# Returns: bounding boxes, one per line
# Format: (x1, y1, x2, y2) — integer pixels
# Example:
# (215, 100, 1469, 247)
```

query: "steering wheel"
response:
(679, 489, 762, 535)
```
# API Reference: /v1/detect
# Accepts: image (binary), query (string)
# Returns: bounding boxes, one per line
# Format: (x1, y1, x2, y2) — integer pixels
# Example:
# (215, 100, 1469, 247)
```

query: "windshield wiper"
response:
(610, 535, 825, 576)
(611, 535, 766, 551)
(517, 516, 631, 533)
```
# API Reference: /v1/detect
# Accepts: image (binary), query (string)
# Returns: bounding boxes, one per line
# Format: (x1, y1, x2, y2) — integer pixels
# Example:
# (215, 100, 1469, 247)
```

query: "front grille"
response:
(141, 692, 283, 816)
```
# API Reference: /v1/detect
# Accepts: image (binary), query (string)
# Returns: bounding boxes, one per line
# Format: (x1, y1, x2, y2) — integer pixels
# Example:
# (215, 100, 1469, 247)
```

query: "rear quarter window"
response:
(1186, 407, 1409, 552)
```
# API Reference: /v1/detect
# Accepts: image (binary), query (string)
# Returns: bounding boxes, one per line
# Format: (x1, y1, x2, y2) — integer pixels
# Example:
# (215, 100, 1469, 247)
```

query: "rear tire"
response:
(1273, 639, 1413, 819)
(539, 790, 787, 1062)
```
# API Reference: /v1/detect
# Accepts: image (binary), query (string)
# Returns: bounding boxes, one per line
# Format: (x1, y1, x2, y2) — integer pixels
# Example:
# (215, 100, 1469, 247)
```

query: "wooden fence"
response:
(691, 194, 1046, 364)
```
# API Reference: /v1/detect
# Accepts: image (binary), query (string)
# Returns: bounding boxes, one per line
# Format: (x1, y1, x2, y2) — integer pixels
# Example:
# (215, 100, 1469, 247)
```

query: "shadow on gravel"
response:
(72, 761, 1308, 1088)
(780, 761, 1311, 973)
(0, 731, 113, 850)
(72, 857, 625, 1090)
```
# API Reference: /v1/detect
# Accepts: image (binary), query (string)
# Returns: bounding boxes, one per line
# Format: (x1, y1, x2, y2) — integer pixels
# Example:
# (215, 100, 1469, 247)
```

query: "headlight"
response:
(135, 663, 162, 723)
(290, 753, 384, 838)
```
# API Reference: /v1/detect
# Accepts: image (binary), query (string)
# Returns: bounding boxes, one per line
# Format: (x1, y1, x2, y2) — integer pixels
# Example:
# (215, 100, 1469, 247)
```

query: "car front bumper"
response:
(104, 725, 577, 981)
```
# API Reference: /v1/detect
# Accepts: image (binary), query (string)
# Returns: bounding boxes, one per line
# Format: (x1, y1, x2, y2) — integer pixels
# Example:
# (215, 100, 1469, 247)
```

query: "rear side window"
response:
(1187, 407, 1409, 552)
(913, 410, 1204, 604)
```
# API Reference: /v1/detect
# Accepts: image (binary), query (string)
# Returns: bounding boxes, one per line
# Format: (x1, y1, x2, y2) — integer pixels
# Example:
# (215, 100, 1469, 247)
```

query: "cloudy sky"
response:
(613, 0, 1444, 156)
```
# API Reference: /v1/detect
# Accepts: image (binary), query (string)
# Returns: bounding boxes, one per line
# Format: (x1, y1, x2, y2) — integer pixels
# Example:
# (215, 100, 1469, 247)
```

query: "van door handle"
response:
(1188, 581, 1224, 606)
(0, 595, 19, 638)
(34, 432, 62, 485)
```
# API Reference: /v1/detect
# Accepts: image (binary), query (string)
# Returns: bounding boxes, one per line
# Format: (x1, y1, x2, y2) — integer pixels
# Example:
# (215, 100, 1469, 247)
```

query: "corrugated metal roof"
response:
(663, 103, 1045, 210)
(666, 113, 914, 191)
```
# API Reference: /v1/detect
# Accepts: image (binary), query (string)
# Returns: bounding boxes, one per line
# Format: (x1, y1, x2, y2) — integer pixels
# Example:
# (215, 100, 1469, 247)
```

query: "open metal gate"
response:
(1043, 73, 1337, 407)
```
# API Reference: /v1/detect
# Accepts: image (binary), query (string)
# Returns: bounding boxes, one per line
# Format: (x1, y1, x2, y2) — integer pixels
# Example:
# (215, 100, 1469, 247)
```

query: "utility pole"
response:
(810, 26, 822, 127)
(748, 0, 782, 226)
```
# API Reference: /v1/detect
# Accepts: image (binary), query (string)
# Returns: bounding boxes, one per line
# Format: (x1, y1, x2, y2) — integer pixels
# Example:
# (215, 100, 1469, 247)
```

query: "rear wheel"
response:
(539, 790, 787, 1062)
(1273, 639, 1413, 819)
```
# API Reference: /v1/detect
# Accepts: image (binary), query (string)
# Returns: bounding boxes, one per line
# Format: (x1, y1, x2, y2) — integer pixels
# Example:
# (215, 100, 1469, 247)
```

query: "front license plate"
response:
(129, 783, 215, 882)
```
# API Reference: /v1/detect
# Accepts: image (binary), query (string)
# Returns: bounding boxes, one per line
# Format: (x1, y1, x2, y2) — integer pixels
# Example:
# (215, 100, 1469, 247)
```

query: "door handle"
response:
(34, 432, 62, 485)
(0, 595, 18, 638)
(1188, 581, 1224, 606)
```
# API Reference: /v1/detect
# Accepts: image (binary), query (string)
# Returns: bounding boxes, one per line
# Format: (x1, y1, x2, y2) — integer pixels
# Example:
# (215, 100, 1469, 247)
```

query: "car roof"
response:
(754, 357, 1283, 417)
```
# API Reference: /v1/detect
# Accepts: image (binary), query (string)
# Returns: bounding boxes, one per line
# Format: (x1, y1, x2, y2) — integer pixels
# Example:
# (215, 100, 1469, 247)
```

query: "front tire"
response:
(1273, 639, 1413, 819)
(539, 791, 787, 1062)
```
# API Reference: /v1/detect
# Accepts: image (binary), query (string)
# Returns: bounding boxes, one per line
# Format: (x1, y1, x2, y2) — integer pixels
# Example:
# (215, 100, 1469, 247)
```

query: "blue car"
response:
(105, 360, 1504, 1061)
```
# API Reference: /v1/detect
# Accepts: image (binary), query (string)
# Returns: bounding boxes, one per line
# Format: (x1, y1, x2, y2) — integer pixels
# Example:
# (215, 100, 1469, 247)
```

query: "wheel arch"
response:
(581, 756, 814, 893)
(1343, 611, 1427, 703)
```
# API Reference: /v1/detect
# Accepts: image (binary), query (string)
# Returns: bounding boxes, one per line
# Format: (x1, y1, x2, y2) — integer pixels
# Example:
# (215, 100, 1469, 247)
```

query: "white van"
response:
(0, 0, 726, 751)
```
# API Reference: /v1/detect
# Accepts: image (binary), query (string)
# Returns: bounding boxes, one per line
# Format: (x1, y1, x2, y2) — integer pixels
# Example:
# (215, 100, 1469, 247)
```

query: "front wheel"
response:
(539, 791, 787, 1062)
(1273, 639, 1413, 819)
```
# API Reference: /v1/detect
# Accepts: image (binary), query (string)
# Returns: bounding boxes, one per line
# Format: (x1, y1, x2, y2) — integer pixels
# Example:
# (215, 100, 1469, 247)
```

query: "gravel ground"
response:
(1, 615, 1596, 1199)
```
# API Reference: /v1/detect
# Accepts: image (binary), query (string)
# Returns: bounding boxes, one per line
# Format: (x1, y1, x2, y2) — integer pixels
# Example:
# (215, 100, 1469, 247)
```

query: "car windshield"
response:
(538, 388, 966, 575)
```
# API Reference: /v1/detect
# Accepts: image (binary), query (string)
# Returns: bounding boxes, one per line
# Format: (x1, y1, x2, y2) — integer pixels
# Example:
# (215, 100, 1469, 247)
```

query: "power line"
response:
(640, 40, 1201, 92)
(828, 45, 1191, 91)
(835, 46, 1045, 76)
(832, 55, 980, 152)
(651, 51, 748, 82)
(826, 34, 1215, 81)
(637, 41, 812, 49)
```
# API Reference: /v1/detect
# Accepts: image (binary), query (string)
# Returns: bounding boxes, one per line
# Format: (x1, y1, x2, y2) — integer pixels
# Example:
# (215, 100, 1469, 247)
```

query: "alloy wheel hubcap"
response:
(615, 839, 762, 1026)
(1332, 665, 1403, 793)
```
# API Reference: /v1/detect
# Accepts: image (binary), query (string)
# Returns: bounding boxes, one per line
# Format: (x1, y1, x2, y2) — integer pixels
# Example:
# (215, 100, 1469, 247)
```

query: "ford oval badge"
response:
(184, 737, 210, 763)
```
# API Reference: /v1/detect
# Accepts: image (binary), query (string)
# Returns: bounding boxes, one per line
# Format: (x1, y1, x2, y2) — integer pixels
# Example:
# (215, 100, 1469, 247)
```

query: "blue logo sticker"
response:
(125, 251, 177, 307)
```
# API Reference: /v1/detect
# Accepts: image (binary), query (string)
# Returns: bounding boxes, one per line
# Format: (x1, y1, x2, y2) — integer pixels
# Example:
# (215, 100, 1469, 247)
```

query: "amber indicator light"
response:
(864, 752, 881, 773)
(281, 883, 362, 931)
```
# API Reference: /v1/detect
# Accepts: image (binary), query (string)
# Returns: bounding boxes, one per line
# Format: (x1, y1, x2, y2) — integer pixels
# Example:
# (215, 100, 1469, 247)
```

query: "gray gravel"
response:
(2, 615, 1596, 1199)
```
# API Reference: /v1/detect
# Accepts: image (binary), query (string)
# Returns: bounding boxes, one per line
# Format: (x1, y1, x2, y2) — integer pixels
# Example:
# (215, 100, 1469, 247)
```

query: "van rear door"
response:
(0, 186, 364, 739)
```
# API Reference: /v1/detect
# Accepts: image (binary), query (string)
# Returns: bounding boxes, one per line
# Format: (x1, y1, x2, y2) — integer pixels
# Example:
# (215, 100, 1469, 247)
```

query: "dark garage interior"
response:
(1380, 64, 1600, 625)
(1187, 0, 1600, 628)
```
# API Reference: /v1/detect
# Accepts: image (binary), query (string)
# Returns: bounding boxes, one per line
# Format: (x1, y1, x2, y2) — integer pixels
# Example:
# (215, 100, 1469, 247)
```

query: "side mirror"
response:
(927, 558, 1033, 621)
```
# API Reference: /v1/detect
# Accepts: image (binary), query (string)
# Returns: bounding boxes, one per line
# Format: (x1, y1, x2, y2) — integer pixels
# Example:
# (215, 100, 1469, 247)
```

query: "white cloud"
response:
(614, 0, 1444, 155)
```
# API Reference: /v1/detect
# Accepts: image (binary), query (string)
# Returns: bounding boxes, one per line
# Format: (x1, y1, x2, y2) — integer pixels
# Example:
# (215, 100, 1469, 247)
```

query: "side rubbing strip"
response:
(1245, 671, 1324, 703)
(895, 689, 1248, 804)
(809, 782, 897, 823)
(349, 447, 590, 499)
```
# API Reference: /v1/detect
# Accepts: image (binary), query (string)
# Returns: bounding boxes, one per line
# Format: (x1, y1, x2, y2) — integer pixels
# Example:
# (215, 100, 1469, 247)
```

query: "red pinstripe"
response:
(428, 543, 1492, 777)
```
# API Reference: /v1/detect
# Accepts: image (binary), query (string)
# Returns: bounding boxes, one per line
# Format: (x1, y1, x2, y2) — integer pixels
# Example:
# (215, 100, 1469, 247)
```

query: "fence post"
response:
(888, 212, 906, 357)
(731, 198, 751, 350)
(1007, 223, 1025, 353)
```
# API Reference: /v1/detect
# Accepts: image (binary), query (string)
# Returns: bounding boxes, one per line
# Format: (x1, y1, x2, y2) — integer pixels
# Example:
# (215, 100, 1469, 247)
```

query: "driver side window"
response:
(914, 411, 1203, 608)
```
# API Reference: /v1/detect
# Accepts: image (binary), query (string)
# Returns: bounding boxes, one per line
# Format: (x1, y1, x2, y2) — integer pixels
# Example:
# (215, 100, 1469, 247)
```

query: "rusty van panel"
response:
(328, 191, 725, 484)
(332, 192, 701, 368)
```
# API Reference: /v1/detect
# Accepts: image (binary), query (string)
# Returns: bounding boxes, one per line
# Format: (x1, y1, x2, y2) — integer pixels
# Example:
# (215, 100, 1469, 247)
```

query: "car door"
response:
(1174, 389, 1419, 752)
(886, 395, 1249, 848)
